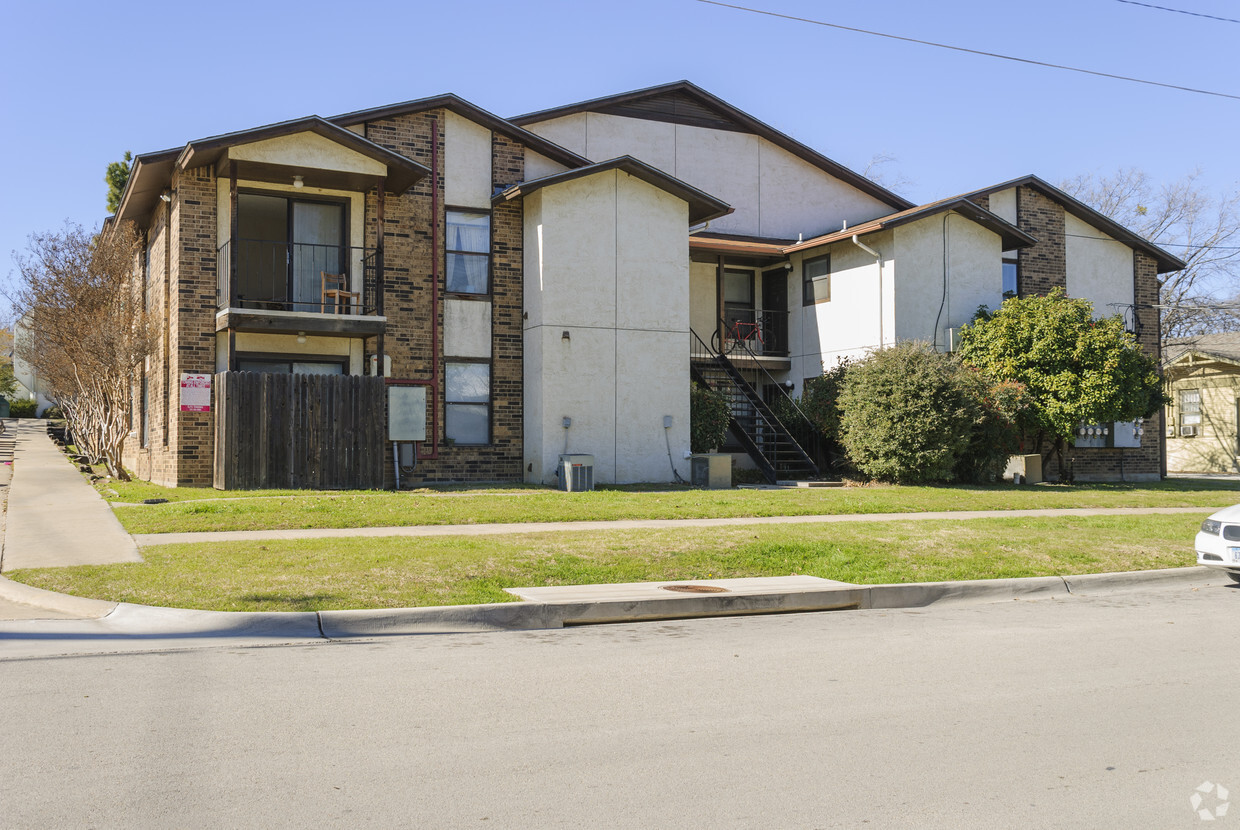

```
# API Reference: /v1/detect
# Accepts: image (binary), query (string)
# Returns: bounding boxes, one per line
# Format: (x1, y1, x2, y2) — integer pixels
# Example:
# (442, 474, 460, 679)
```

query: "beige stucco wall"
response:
(1166, 362, 1240, 473)
(229, 132, 387, 177)
(788, 231, 895, 386)
(523, 170, 691, 484)
(989, 188, 1017, 224)
(1064, 213, 1135, 320)
(444, 111, 493, 209)
(524, 149, 570, 182)
(216, 332, 364, 374)
(522, 112, 894, 239)
(689, 261, 717, 340)
(892, 214, 1004, 347)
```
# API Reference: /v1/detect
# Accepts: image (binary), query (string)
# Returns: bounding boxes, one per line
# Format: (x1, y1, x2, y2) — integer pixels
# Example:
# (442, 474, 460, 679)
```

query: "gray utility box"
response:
(691, 453, 732, 489)
(559, 454, 595, 492)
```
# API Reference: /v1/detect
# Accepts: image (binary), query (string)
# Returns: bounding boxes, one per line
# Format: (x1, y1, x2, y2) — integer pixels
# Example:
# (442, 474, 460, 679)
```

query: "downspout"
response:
(426, 116, 441, 460)
(851, 235, 884, 349)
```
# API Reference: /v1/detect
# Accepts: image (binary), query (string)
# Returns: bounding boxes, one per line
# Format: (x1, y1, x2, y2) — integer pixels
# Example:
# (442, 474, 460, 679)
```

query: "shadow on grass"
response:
(237, 592, 343, 612)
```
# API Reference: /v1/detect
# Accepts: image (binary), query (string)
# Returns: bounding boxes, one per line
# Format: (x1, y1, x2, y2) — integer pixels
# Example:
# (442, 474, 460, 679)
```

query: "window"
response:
(235, 192, 347, 312)
(143, 237, 152, 312)
(140, 376, 150, 448)
(237, 356, 346, 375)
(446, 210, 490, 294)
(1002, 259, 1018, 299)
(446, 362, 490, 445)
(802, 255, 830, 305)
(1180, 389, 1202, 435)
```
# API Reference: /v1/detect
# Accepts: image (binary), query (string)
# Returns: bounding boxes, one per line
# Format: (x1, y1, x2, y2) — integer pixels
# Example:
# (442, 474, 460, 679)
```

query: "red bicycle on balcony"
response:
(711, 315, 765, 355)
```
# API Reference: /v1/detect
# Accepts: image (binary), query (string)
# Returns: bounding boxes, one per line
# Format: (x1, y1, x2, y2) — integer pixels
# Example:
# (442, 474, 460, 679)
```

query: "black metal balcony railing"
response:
(717, 306, 790, 357)
(217, 238, 380, 315)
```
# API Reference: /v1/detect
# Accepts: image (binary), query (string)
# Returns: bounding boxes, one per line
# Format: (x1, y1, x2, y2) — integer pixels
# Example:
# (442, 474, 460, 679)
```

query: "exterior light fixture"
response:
(293, 175, 304, 188)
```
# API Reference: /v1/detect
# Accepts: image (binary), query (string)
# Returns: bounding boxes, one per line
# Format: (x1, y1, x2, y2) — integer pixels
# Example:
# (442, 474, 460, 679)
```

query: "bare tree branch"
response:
(1060, 168, 1240, 340)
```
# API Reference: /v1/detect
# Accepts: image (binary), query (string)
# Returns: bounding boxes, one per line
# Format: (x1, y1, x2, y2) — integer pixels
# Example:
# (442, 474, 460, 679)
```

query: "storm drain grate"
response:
(660, 584, 729, 594)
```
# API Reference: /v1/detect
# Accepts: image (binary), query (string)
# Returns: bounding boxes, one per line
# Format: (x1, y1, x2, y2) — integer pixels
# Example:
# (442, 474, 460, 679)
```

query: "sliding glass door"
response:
(236, 193, 345, 311)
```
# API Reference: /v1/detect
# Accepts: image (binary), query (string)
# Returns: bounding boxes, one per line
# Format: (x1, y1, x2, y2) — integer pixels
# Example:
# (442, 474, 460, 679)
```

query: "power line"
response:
(1114, 0, 1240, 24)
(694, 0, 1240, 101)
(1063, 231, 1240, 251)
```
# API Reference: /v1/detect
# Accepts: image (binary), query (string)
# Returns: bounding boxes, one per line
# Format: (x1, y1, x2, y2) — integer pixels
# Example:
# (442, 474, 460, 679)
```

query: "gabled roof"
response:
(783, 195, 1037, 254)
(1164, 332, 1240, 368)
(960, 175, 1188, 274)
(116, 116, 430, 224)
(494, 156, 733, 225)
(329, 93, 591, 170)
(510, 80, 914, 213)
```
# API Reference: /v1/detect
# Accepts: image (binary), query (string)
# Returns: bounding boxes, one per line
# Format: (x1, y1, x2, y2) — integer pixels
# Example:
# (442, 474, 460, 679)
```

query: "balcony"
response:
(216, 239, 385, 337)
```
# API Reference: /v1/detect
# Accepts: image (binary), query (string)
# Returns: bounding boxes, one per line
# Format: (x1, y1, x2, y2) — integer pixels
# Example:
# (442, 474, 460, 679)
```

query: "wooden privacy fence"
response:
(214, 372, 386, 490)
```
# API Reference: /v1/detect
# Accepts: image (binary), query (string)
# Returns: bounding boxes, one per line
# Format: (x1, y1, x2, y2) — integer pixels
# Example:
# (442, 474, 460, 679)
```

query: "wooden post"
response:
(229, 161, 239, 308)
(376, 178, 386, 378)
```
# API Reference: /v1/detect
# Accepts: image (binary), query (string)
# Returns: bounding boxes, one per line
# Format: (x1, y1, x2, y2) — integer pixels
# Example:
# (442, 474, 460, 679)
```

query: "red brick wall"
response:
(1015, 187, 1066, 297)
(362, 112, 525, 484)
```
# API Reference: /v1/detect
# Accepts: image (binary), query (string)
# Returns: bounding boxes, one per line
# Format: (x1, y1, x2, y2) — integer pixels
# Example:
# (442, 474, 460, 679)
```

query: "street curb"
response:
(0, 574, 117, 618)
(1062, 566, 1218, 594)
(2, 566, 1224, 638)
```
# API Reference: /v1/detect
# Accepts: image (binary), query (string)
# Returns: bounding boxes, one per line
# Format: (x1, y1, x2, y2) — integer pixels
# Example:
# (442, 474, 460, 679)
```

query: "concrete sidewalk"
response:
(129, 505, 1222, 547)
(0, 420, 1229, 637)
(0, 420, 139, 621)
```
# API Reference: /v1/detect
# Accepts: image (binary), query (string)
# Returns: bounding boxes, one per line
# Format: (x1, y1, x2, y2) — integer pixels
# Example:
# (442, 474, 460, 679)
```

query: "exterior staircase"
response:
(690, 329, 820, 484)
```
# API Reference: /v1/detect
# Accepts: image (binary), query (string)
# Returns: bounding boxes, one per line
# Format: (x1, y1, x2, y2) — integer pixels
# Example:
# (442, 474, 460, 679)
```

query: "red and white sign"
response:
(180, 373, 212, 412)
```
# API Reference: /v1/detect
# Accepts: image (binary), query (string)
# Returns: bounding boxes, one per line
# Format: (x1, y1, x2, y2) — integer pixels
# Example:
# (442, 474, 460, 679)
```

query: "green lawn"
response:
(10, 514, 1202, 611)
(104, 478, 1239, 535)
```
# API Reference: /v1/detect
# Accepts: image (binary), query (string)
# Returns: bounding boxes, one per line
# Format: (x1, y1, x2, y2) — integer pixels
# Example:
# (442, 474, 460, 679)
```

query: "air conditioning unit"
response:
(558, 454, 595, 492)
(1180, 425, 1199, 437)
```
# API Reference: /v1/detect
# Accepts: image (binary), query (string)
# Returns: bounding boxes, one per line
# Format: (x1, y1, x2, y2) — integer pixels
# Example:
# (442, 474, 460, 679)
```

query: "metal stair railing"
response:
(690, 328, 819, 483)
(718, 323, 828, 471)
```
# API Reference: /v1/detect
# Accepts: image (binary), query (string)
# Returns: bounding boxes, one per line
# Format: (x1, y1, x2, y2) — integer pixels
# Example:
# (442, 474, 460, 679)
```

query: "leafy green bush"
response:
(8, 398, 37, 418)
(690, 382, 731, 453)
(953, 377, 1033, 483)
(958, 289, 1166, 463)
(41, 405, 64, 420)
(775, 357, 852, 472)
(838, 343, 992, 484)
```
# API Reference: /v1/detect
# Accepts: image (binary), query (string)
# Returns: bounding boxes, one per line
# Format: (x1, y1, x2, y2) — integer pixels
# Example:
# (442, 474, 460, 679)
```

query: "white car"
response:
(1196, 504, 1240, 583)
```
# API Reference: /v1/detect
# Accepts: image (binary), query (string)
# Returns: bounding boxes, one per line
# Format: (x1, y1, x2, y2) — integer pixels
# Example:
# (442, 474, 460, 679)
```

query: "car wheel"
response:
(1228, 572, 1240, 584)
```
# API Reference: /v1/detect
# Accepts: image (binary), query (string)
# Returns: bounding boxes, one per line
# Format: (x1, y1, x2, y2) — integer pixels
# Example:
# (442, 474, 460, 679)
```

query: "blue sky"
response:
(2, 0, 1236, 313)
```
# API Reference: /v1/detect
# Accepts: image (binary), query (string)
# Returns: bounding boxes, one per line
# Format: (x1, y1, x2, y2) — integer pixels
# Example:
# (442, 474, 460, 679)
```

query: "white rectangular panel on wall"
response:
(444, 111, 493, 209)
(444, 298, 492, 358)
(388, 386, 427, 442)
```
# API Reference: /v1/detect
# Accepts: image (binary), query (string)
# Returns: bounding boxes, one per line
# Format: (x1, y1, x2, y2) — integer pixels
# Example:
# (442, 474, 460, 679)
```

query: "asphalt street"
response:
(2, 581, 1237, 829)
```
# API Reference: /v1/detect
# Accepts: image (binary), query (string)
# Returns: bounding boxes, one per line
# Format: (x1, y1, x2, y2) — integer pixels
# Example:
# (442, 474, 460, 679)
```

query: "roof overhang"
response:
(115, 117, 429, 226)
(495, 155, 733, 226)
(330, 93, 591, 171)
(784, 197, 1037, 254)
(689, 232, 793, 265)
(961, 175, 1188, 274)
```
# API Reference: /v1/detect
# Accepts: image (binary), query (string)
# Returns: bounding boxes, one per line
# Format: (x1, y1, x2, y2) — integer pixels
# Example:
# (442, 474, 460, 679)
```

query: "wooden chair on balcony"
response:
(321, 271, 359, 315)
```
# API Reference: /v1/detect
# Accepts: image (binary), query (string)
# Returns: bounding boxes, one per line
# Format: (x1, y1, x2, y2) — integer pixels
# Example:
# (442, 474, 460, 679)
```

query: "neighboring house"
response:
(10, 316, 56, 416)
(1164, 334, 1240, 474)
(111, 81, 1181, 488)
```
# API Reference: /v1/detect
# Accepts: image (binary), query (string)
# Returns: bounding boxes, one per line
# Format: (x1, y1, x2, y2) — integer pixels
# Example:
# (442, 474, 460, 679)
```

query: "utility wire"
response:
(1114, 0, 1240, 24)
(1063, 231, 1240, 250)
(694, 0, 1240, 101)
